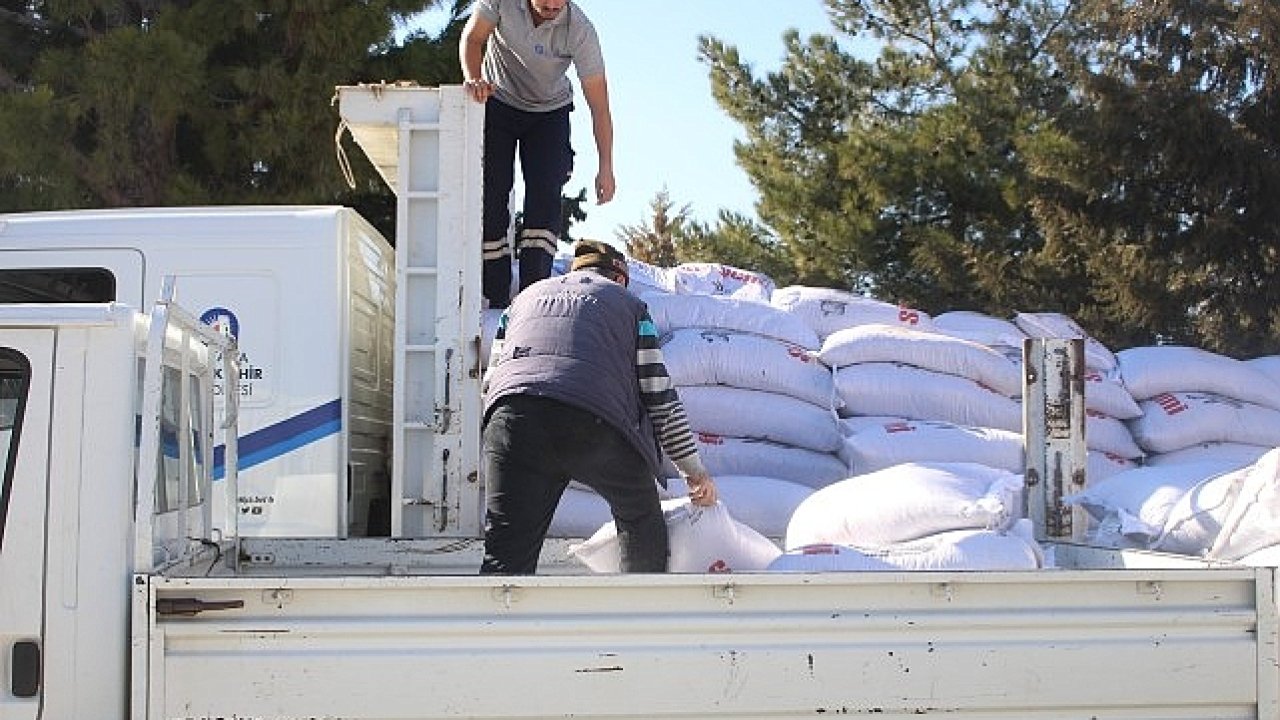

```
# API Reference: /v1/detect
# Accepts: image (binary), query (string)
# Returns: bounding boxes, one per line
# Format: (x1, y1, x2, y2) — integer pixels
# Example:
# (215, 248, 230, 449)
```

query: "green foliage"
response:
(560, 187, 588, 243)
(695, 0, 1280, 356)
(616, 188, 688, 267)
(0, 0, 464, 235)
(679, 210, 798, 288)
(512, 185, 589, 249)
(1032, 0, 1280, 356)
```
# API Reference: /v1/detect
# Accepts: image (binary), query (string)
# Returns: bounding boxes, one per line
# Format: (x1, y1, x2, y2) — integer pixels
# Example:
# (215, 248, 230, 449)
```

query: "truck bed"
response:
(138, 540, 1279, 719)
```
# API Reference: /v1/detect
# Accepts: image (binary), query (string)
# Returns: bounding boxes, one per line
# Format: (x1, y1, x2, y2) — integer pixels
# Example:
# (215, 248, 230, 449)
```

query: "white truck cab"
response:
(0, 291, 239, 719)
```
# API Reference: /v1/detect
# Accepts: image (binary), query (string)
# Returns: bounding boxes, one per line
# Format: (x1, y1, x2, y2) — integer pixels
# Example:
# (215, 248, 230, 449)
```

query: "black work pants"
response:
(481, 99, 574, 309)
(480, 395, 667, 574)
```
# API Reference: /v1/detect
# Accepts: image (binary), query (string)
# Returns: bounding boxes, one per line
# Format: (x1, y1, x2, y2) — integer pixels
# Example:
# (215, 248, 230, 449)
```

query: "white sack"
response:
(677, 385, 842, 453)
(1208, 448, 1280, 562)
(1085, 411, 1144, 459)
(1154, 465, 1252, 557)
(660, 328, 837, 408)
(1083, 369, 1143, 420)
(770, 524, 1041, 572)
(662, 475, 814, 538)
(1249, 355, 1280, 386)
(1145, 442, 1271, 472)
(842, 419, 1023, 474)
(569, 498, 781, 573)
(669, 262, 776, 301)
(1117, 345, 1280, 410)
(784, 462, 1023, 550)
(643, 292, 820, 349)
(874, 523, 1043, 571)
(766, 543, 896, 572)
(1236, 544, 1280, 567)
(1066, 461, 1228, 545)
(1128, 391, 1280, 453)
(925, 339, 1141, 417)
(836, 418, 1140, 479)
(1088, 452, 1140, 484)
(663, 433, 849, 490)
(770, 286, 934, 339)
(834, 363, 1022, 431)
(1013, 311, 1118, 372)
(818, 323, 1022, 397)
(932, 310, 1027, 348)
(626, 256, 677, 295)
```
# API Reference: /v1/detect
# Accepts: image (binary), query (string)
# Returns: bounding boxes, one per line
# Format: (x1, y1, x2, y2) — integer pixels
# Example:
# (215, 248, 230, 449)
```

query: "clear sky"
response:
(417, 1, 841, 243)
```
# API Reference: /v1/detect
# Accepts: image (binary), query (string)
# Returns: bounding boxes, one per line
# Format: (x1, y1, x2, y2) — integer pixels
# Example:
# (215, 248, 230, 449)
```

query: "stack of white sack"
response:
(642, 292, 849, 492)
(1118, 346, 1280, 462)
(1067, 447, 1280, 563)
(552, 269, 844, 540)
(819, 320, 1142, 478)
(569, 498, 781, 573)
(528, 257, 1280, 571)
(769, 462, 1042, 571)
(936, 310, 1145, 428)
(925, 310, 1142, 480)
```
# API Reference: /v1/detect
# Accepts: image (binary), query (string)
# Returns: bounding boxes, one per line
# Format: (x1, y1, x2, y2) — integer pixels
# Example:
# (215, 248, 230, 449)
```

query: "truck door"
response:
(0, 332, 54, 719)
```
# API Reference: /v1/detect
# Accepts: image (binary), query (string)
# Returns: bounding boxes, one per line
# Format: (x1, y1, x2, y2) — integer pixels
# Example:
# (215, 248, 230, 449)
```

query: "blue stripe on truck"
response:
(213, 399, 342, 480)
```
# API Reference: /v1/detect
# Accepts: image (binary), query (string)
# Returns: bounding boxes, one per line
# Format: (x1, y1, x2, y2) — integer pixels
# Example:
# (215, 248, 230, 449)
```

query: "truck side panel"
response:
(0, 330, 55, 720)
(145, 569, 1275, 719)
(0, 312, 143, 720)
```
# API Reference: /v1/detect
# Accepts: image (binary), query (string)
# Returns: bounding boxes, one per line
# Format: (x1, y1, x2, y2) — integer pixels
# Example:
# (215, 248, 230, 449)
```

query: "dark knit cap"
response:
(570, 239, 629, 281)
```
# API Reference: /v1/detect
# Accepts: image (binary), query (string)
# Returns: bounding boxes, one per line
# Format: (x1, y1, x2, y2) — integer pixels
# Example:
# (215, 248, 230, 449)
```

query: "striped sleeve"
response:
(636, 314, 707, 477)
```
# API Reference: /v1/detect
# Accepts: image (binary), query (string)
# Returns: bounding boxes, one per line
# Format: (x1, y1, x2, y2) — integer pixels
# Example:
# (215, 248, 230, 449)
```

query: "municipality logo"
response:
(200, 307, 240, 340)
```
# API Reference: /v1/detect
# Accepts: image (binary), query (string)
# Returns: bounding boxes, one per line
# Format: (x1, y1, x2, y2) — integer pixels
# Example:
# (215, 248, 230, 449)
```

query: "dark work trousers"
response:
(481, 99, 574, 309)
(480, 394, 668, 574)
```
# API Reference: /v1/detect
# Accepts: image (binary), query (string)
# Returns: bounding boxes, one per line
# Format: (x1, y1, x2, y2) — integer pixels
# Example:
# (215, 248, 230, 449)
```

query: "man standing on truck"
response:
(459, 0, 616, 309)
(480, 240, 717, 574)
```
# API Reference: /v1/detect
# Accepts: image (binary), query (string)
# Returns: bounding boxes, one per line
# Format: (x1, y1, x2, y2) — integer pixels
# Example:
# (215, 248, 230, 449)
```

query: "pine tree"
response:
(698, 1, 1081, 310)
(699, 0, 1280, 355)
(1032, 0, 1280, 355)
(0, 0, 461, 230)
(617, 189, 689, 266)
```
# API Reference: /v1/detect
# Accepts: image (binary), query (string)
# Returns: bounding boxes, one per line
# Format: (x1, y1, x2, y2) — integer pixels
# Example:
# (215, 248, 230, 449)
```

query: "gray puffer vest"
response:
(482, 271, 662, 474)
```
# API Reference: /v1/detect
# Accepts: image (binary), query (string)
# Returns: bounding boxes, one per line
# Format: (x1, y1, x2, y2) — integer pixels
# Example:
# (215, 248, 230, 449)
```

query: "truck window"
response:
(152, 366, 205, 514)
(0, 350, 31, 550)
(0, 268, 115, 303)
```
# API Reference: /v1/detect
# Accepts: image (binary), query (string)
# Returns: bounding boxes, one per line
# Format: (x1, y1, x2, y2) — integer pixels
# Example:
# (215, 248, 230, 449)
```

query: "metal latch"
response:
(155, 597, 245, 617)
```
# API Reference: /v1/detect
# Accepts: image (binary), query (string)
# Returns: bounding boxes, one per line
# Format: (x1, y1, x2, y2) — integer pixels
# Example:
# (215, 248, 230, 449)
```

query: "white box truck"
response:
(0, 85, 1276, 719)
(0, 206, 395, 537)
